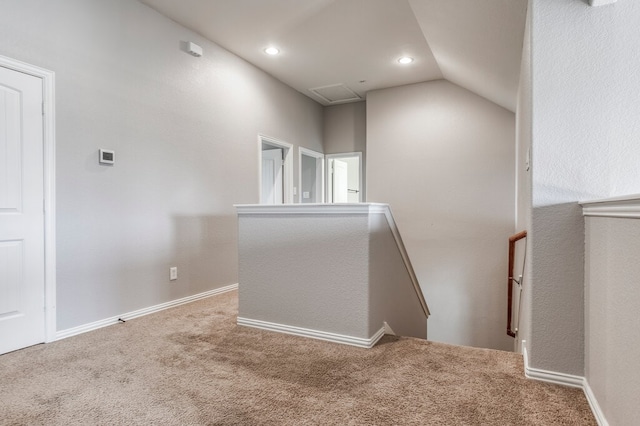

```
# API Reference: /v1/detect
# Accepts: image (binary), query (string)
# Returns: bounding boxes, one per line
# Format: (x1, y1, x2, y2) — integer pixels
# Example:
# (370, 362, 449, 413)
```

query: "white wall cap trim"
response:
(589, 0, 617, 6)
(235, 202, 389, 215)
(523, 347, 608, 425)
(580, 194, 640, 218)
(56, 284, 238, 341)
(237, 317, 386, 349)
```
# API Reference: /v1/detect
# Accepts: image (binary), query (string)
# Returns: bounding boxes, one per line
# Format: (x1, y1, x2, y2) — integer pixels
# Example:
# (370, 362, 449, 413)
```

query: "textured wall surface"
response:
(0, 0, 323, 330)
(238, 212, 371, 337)
(532, 0, 640, 207)
(528, 0, 640, 375)
(367, 80, 515, 350)
(237, 205, 428, 341)
(585, 216, 640, 426)
(530, 203, 584, 375)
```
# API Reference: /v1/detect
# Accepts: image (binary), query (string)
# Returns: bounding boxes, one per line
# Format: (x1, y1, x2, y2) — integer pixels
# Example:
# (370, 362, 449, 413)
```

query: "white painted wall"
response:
(584, 214, 640, 426)
(367, 80, 515, 351)
(0, 0, 323, 330)
(528, 0, 640, 377)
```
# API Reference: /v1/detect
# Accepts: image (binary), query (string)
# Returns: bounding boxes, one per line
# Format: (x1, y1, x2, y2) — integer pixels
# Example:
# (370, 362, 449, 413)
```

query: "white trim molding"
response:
(589, 0, 616, 6)
(0, 55, 57, 343)
(235, 202, 385, 215)
(523, 347, 609, 425)
(259, 134, 294, 204)
(525, 364, 584, 388)
(580, 194, 640, 219)
(583, 381, 610, 426)
(237, 317, 386, 349)
(325, 152, 363, 203)
(56, 284, 238, 341)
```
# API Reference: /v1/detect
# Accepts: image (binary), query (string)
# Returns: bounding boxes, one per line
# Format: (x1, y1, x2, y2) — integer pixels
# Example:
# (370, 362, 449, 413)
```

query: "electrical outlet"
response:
(170, 267, 178, 281)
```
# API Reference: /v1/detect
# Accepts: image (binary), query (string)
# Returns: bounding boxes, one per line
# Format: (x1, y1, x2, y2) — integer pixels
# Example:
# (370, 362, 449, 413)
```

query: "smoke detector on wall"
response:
(186, 42, 203, 57)
(309, 84, 361, 105)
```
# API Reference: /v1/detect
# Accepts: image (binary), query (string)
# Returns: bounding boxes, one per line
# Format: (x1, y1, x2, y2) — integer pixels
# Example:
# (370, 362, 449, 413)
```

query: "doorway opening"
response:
(259, 135, 293, 204)
(299, 148, 324, 203)
(326, 153, 363, 203)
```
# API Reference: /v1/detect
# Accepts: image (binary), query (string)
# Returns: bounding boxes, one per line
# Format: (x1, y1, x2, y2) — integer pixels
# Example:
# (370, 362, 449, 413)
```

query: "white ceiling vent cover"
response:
(309, 84, 361, 104)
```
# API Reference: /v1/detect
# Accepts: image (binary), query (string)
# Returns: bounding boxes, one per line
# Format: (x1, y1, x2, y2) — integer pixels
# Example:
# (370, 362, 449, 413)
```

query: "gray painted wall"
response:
(0, 0, 323, 330)
(300, 154, 317, 203)
(528, 0, 640, 376)
(367, 80, 515, 351)
(323, 102, 366, 155)
(324, 102, 367, 200)
(368, 212, 427, 339)
(236, 205, 427, 340)
(238, 212, 371, 338)
(585, 216, 640, 426)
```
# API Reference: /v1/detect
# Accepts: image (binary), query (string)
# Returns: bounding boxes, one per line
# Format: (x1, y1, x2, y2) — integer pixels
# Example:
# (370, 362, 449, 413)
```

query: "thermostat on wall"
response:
(99, 149, 115, 165)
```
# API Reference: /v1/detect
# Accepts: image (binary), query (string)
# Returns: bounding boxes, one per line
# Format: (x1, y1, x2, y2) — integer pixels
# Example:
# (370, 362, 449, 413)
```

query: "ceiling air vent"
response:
(309, 84, 361, 104)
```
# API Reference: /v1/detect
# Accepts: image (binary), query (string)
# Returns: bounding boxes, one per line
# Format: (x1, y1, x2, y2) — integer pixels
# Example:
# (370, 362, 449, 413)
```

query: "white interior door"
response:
(261, 148, 283, 204)
(332, 159, 349, 203)
(0, 66, 45, 354)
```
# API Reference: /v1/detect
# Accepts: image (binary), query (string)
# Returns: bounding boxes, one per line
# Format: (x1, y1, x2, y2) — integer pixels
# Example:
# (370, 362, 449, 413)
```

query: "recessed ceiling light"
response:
(398, 57, 414, 64)
(264, 47, 280, 55)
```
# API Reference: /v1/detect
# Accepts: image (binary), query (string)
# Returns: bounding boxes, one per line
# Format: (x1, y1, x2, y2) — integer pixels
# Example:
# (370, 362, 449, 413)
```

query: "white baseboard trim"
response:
(523, 346, 582, 387)
(56, 284, 238, 341)
(237, 316, 386, 349)
(522, 347, 608, 426)
(583, 380, 609, 426)
(525, 365, 584, 388)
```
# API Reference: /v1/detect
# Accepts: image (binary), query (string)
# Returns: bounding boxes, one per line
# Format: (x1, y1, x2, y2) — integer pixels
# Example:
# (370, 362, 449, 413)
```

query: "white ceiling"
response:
(139, 0, 527, 112)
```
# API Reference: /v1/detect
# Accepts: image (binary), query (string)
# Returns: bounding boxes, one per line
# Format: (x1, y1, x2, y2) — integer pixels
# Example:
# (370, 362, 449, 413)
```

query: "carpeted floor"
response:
(0, 290, 595, 425)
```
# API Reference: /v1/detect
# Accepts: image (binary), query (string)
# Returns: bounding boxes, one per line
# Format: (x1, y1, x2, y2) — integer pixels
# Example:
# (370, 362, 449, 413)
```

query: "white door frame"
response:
(0, 55, 56, 342)
(325, 152, 363, 203)
(298, 147, 324, 203)
(258, 135, 293, 204)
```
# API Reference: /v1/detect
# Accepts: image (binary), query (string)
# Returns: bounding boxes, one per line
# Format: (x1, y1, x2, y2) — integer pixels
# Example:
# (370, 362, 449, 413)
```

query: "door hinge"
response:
(42, 102, 45, 115)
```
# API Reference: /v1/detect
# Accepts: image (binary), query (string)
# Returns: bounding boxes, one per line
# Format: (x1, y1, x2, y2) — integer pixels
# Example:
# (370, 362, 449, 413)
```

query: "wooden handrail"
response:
(507, 231, 527, 338)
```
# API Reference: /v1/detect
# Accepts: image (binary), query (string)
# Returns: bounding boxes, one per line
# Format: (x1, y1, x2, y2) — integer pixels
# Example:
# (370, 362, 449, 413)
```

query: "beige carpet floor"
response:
(0, 290, 595, 425)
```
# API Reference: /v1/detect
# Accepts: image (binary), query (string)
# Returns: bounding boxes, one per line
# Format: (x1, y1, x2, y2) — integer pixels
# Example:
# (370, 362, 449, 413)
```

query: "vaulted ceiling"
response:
(139, 0, 527, 112)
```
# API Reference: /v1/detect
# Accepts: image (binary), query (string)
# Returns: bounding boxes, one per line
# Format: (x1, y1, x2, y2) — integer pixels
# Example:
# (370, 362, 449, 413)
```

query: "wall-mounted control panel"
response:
(99, 149, 115, 165)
